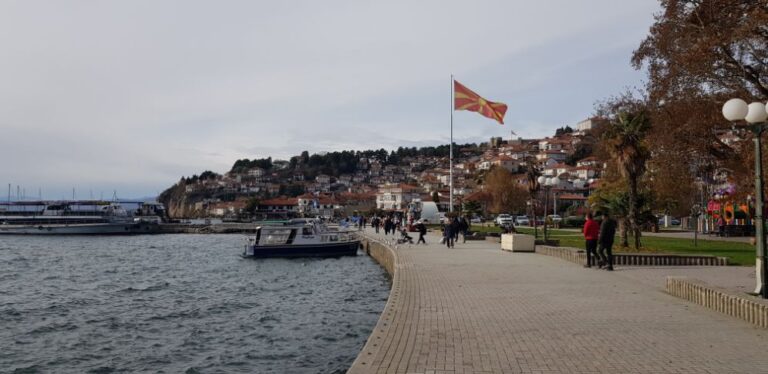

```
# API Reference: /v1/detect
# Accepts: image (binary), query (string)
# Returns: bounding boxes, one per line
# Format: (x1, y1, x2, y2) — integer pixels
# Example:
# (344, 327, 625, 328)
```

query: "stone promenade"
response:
(348, 229, 768, 374)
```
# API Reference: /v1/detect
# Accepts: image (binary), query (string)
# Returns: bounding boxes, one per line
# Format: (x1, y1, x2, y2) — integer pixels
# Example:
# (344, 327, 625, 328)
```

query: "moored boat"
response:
(0, 201, 138, 235)
(243, 219, 360, 258)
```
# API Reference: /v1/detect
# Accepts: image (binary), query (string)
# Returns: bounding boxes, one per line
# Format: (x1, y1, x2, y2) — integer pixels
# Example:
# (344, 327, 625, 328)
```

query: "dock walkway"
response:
(349, 228, 768, 373)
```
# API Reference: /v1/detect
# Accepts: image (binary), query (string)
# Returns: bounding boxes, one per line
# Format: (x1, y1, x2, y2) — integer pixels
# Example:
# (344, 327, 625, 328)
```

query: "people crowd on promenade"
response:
(582, 211, 617, 271)
(364, 213, 477, 248)
(351, 211, 619, 270)
(366, 211, 616, 264)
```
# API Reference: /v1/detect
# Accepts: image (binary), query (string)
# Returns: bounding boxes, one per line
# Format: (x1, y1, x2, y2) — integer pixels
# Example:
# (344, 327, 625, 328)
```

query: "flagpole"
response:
(450, 74, 454, 213)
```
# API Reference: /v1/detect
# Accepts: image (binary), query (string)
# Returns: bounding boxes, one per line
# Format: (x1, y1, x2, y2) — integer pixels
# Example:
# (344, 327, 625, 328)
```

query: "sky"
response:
(0, 0, 661, 199)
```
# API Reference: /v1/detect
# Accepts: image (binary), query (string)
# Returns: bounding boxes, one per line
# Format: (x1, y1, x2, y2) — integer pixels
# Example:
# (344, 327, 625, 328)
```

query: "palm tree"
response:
(594, 191, 630, 247)
(525, 160, 541, 238)
(603, 110, 652, 249)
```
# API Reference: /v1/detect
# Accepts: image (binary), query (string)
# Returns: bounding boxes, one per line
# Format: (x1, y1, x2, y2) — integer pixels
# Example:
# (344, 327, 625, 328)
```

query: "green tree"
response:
(555, 126, 574, 136)
(525, 160, 541, 235)
(245, 197, 260, 215)
(602, 110, 652, 249)
(463, 200, 481, 218)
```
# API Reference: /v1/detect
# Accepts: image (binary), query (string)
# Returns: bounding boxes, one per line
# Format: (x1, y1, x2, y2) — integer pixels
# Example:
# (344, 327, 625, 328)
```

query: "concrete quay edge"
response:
(348, 236, 398, 372)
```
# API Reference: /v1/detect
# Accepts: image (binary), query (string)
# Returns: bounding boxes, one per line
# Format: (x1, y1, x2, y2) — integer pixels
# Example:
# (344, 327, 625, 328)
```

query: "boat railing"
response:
(0, 218, 124, 225)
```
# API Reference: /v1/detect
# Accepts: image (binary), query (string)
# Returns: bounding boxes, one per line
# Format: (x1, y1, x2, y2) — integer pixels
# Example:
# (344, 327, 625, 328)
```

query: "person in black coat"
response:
(458, 217, 469, 243)
(443, 221, 454, 248)
(597, 212, 617, 271)
(450, 218, 461, 243)
(416, 221, 427, 244)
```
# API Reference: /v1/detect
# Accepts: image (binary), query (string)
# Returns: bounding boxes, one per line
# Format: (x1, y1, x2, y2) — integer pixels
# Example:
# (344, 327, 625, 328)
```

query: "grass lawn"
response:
(469, 225, 503, 234)
(508, 227, 757, 266)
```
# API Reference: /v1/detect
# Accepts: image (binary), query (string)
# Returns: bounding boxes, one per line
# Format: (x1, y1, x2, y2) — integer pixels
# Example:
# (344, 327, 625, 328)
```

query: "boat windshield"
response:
(261, 228, 294, 245)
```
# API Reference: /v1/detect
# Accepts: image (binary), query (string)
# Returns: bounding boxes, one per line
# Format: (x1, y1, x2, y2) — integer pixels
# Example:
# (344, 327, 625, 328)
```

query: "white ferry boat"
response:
(243, 219, 360, 258)
(0, 201, 138, 235)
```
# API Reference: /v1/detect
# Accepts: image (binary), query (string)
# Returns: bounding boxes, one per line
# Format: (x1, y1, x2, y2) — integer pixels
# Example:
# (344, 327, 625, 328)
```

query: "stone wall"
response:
(362, 238, 396, 276)
(350, 236, 398, 373)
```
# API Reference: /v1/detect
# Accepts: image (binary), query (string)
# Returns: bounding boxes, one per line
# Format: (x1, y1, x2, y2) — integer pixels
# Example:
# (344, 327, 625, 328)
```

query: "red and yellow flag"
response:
(453, 80, 507, 125)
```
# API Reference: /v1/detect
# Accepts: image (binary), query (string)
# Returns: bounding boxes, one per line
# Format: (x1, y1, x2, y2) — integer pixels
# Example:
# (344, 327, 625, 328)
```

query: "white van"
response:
(495, 214, 513, 226)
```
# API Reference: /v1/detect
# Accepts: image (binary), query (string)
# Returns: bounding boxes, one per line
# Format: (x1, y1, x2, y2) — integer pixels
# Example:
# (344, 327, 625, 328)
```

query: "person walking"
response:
(597, 212, 617, 271)
(416, 220, 427, 244)
(459, 216, 469, 243)
(450, 217, 460, 243)
(582, 212, 600, 268)
(443, 220, 454, 248)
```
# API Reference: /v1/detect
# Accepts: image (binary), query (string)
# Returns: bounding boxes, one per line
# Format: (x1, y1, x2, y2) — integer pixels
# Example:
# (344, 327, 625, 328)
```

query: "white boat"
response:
(0, 201, 139, 235)
(243, 219, 360, 258)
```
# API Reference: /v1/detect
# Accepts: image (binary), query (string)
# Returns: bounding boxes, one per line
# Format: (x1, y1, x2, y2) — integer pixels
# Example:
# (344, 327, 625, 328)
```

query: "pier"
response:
(350, 228, 768, 373)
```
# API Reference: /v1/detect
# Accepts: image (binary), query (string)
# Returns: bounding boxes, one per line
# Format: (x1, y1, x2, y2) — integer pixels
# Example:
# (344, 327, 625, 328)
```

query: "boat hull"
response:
(244, 241, 360, 258)
(0, 223, 137, 235)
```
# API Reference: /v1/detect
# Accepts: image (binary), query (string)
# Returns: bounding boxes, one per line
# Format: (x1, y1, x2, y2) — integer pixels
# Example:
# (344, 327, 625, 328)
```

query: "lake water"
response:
(0, 234, 389, 373)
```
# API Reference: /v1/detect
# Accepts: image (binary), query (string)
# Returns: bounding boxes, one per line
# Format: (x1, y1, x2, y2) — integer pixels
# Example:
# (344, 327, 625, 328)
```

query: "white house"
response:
(376, 183, 422, 211)
(248, 167, 266, 177)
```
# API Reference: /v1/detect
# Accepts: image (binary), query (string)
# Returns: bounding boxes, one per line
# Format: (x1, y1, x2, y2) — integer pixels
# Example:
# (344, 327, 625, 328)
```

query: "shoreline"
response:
(349, 234, 398, 372)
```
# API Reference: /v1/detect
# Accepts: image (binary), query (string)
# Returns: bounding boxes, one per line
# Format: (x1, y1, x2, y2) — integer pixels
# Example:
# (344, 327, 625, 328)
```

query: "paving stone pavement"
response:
(348, 228, 768, 374)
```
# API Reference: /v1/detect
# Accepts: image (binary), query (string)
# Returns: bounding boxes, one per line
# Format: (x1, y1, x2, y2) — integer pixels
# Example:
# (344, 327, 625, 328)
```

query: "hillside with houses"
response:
(158, 118, 606, 221)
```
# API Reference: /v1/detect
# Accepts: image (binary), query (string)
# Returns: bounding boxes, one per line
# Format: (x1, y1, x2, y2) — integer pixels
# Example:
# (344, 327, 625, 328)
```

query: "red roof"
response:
(398, 183, 421, 192)
(260, 196, 298, 206)
(465, 190, 492, 202)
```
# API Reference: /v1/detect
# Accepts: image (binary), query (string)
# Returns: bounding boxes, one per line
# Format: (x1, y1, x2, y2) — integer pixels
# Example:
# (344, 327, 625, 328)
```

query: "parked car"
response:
(547, 214, 563, 223)
(658, 217, 681, 226)
(514, 215, 530, 226)
(495, 214, 513, 226)
(470, 216, 483, 224)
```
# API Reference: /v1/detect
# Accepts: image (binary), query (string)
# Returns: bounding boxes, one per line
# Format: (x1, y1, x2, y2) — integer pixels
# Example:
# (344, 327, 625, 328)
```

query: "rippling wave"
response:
(0, 234, 389, 373)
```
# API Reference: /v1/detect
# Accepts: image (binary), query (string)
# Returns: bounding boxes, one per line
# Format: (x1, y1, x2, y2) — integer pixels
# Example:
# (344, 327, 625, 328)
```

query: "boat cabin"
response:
(248, 220, 356, 247)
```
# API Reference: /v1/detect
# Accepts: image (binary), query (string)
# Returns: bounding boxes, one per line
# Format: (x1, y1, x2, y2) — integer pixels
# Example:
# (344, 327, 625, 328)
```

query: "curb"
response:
(666, 276, 768, 328)
(535, 245, 728, 266)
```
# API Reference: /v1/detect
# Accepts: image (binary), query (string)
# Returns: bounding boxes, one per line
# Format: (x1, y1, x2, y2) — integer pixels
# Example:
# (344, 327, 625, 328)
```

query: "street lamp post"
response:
(537, 176, 559, 243)
(538, 176, 548, 242)
(722, 98, 768, 298)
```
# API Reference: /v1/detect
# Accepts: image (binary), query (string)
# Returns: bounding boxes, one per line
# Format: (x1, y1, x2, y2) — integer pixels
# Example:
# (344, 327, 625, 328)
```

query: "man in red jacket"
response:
(582, 212, 600, 268)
